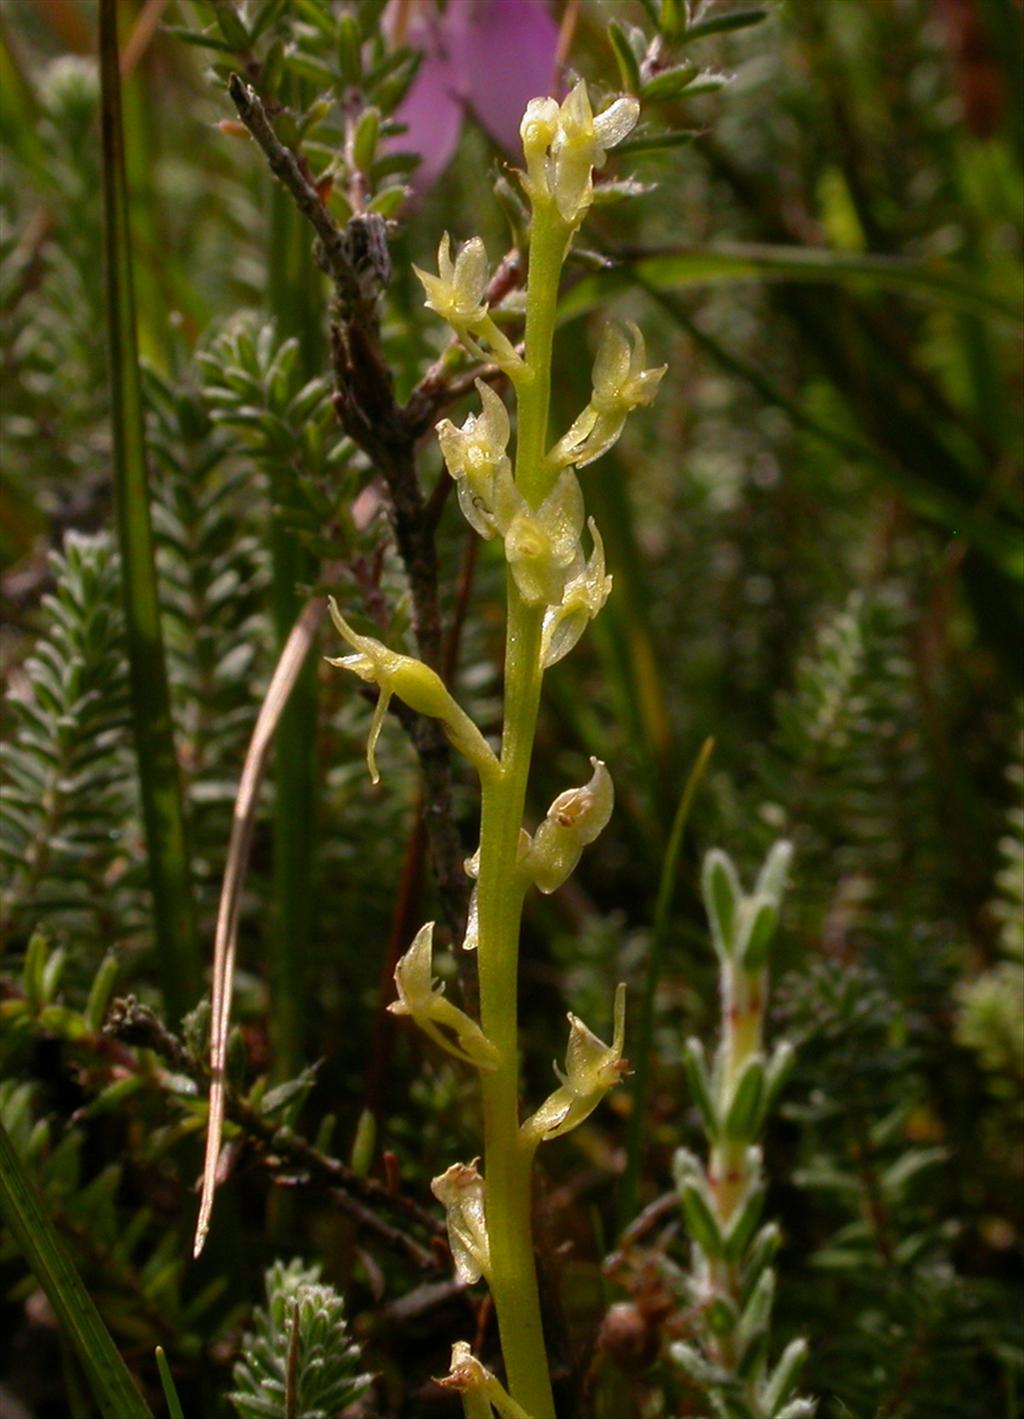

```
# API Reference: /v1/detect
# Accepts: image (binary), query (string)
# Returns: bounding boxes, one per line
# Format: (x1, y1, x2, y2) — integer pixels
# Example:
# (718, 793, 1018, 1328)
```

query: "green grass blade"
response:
(264, 177, 324, 1082)
(0, 12, 48, 177)
(560, 242, 1020, 326)
(0, 1119, 156, 1419)
(99, 0, 200, 1020)
(618, 737, 715, 1229)
(155, 1347, 185, 1419)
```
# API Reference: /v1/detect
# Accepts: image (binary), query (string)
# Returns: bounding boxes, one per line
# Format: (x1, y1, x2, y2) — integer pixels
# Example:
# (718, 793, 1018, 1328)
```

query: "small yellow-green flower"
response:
(389, 922, 500, 1071)
(431, 1159, 491, 1283)
(326, 599, 497, 783)
(541, 518, 613, 668)
(503, 469, 584, 606)
(521, 81, 640, 224)
(413, 232, 489, 326)
(437, 380, 520, 540)
(523, 983, 628, 1143)
(526, 756, 615, 894)
(551, 321, 666, 470)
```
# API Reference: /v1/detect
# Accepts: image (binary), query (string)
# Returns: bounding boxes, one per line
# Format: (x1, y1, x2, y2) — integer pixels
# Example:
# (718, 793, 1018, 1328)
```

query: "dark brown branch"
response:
(228, 74, 363, 314)
(104, 997, 444, 1272)
(227, 71, 471, 944)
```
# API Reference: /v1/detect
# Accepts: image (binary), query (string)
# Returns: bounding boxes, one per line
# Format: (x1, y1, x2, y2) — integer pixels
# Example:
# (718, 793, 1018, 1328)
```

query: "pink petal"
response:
(462, 0, 561, 156)
(385, 6, 468, 190)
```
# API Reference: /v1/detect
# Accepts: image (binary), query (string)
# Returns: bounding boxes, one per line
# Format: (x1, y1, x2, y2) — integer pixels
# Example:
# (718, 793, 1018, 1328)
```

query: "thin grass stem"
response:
(99, 0, 199, 1021)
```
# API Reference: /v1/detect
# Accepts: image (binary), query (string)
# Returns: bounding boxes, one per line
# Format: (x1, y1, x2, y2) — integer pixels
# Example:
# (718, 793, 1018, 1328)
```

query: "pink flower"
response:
(387, 0, 561, 188)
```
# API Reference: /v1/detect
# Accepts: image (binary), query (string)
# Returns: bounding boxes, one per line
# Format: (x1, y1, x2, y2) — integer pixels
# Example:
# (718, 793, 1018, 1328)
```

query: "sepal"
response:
(413, 235, 523, 373)
(414, 233, 489, 327)
(540, 519, 612, 667)
(388, 923, 499, 1071)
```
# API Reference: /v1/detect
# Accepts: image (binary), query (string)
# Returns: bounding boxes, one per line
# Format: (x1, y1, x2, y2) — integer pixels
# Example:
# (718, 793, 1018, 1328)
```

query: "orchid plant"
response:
(328, 79, 662, 1419)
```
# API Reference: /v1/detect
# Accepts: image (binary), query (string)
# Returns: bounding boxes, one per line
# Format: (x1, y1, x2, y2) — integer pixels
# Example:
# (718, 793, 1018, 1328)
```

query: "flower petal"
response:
(592, 95, 640, 154)
(464, 0, 560, 155)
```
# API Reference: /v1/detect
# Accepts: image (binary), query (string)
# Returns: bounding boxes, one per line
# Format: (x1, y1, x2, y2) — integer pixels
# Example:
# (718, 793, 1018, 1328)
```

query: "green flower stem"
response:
(477, 594, 548, 1417)
(473, 196, 573, 1419)
(514, 199, 573, 508)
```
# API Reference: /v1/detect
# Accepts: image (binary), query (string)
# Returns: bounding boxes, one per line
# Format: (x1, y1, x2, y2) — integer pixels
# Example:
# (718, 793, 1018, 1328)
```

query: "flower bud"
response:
(504, 469, 584, 606)
(431, 1159, 490, 1284)
(526, 757, 614, 894)
(388, 922, 499, 1071)
(519, 95, 560, 201)
(326, 599, 497, 783)
(541, 518, 613, 667)
(522, 983, 628, 1143)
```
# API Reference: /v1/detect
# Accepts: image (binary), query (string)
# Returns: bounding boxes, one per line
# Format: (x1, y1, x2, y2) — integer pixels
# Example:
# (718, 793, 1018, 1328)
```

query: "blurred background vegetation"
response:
(0, 1, 1021, 1416)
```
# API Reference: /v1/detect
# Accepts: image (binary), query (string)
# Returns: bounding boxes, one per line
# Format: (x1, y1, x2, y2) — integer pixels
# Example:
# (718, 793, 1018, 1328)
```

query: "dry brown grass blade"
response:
(194, 599, 326, 1259)
(121, 0, 171, 77)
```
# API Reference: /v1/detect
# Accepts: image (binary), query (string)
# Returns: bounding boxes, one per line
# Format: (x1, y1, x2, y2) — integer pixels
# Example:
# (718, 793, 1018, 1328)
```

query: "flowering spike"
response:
(541, 518, 613, 667)
(389, 923, 500, 1071)
(525, 757, 614, 894)
(522, 983, 629, 1143)
(326, 599, 498, 782)
(431, 1160, 491, 1284)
